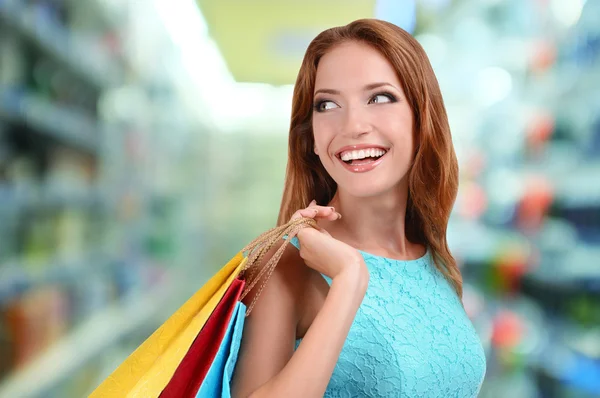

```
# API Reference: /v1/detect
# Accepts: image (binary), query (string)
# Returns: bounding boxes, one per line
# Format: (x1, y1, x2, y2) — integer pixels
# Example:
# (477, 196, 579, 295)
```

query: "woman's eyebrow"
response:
(314, 82, 398, 97)
(314, 88, 340, 96)
(363, 82, 398, 91)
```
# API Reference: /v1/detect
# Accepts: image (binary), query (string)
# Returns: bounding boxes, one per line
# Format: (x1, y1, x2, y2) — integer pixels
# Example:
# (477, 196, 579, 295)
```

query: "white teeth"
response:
(340, 148, 386, 161)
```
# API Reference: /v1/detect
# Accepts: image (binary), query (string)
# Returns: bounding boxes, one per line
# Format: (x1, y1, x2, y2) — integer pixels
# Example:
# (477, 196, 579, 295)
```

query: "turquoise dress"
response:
(289, 237, 486, 397)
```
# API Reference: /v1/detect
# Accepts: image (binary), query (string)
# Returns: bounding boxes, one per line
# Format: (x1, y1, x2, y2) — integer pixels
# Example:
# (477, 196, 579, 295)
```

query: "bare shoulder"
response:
(241, 238, 309, 315)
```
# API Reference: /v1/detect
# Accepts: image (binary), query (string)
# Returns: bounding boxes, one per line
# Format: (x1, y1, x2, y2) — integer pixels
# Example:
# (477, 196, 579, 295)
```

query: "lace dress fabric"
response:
(289, 237, 486, 397)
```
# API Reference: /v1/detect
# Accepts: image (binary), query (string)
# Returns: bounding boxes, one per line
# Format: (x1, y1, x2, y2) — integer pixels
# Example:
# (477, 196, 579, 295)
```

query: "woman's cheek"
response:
(313, 123, 336, 152)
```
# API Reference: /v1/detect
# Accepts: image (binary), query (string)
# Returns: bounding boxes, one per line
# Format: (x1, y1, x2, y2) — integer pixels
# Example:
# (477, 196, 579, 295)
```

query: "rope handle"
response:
(239, 217, 317, 316)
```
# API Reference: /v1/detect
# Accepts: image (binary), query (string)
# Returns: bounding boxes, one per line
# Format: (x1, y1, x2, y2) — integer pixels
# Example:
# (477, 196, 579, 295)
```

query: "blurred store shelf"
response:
(0, 189, 110, 216)
(532, 322, 600, 396)
(88, 0, 127, 31)
(0, 0, 122, 88)
(0, 279, 174, 398)
(0, 249, 108, 301)
(0, 89, 99, 153)
(0, 0, 207, 396)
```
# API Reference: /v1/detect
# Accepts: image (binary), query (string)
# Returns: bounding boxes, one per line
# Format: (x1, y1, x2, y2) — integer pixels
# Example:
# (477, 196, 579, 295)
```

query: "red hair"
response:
(276, 19, 462, 297)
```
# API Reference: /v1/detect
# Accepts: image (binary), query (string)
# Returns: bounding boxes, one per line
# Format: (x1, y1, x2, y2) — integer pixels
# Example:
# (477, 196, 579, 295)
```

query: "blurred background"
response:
(0, 0, 598, 397)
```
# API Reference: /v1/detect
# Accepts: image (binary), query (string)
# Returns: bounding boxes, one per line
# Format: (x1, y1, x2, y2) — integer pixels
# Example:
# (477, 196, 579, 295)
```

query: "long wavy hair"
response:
(276, 19, 462, 297)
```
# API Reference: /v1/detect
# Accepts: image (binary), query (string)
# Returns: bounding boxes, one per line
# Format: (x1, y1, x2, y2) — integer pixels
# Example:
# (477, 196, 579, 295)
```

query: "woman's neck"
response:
(321, 185, 425, 261)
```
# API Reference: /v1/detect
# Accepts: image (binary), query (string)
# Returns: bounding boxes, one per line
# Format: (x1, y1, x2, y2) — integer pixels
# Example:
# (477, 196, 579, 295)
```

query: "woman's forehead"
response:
(314, 42, 400, 92)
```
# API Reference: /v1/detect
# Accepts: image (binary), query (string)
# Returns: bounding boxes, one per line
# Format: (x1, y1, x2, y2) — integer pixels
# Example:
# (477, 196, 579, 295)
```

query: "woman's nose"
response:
(341, 106, 371, 138)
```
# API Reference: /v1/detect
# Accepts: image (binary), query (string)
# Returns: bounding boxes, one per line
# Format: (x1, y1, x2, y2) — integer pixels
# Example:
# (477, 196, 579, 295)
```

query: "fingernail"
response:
(310, 199, 316, 205)
(336, 212, 342, 219)
(329, 207, 335, 211)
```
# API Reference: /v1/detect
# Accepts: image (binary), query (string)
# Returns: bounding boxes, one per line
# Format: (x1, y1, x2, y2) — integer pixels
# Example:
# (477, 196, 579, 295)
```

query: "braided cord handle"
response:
(239, 217, 317, 316)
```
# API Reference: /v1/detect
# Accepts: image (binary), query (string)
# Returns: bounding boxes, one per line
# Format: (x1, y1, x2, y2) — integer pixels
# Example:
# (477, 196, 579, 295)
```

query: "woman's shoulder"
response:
(241, 237, 310, 318)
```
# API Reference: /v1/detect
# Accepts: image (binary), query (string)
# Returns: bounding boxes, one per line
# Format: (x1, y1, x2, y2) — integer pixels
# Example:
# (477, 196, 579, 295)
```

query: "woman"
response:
(232, 19, 486, 397)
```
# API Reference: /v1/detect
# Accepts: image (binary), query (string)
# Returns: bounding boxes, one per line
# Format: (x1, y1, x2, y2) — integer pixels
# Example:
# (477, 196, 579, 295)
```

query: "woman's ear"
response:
(314, 145, 319, 155)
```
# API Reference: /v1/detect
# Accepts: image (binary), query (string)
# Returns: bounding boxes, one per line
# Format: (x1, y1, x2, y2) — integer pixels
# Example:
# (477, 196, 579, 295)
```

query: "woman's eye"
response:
(369, 93, 395, 104)
(315, 100, 338, 112)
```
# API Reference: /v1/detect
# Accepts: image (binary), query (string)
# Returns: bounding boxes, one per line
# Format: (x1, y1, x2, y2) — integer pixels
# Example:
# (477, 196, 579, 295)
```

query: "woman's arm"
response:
(231, 243, 368, 398)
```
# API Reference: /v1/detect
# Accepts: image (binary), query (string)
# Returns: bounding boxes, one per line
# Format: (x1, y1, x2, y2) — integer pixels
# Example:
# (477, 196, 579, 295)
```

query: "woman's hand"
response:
(290, 200, 367, 281)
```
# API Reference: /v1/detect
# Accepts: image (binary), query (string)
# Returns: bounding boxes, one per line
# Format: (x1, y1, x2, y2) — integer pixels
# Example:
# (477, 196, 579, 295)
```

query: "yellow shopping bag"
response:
(90, 217, 316, 398)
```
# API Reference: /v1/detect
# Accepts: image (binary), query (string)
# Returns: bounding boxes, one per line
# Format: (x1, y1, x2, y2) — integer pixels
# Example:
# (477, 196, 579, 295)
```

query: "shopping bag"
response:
(90, 217, 316, 398)
(89, 253, 247, 397)
(160, 278, 245, 397)
(196, 300, 246, 398)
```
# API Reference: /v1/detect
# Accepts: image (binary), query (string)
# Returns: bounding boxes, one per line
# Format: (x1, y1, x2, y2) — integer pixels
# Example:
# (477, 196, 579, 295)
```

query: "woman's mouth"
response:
(335, 147, 389, 173)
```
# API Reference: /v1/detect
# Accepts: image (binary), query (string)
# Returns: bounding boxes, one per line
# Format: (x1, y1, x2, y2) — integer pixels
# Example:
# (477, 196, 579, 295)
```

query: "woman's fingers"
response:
(296, 206, 337, 220)
(290, 201, 342, 222)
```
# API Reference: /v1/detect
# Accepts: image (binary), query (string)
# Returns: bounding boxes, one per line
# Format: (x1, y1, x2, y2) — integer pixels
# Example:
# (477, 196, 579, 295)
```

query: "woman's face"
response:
(312, 41, 415, 198)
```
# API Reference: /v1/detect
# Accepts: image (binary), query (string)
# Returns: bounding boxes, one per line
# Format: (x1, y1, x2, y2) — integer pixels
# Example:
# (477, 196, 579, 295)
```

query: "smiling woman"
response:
(231, 19, 486, 398)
